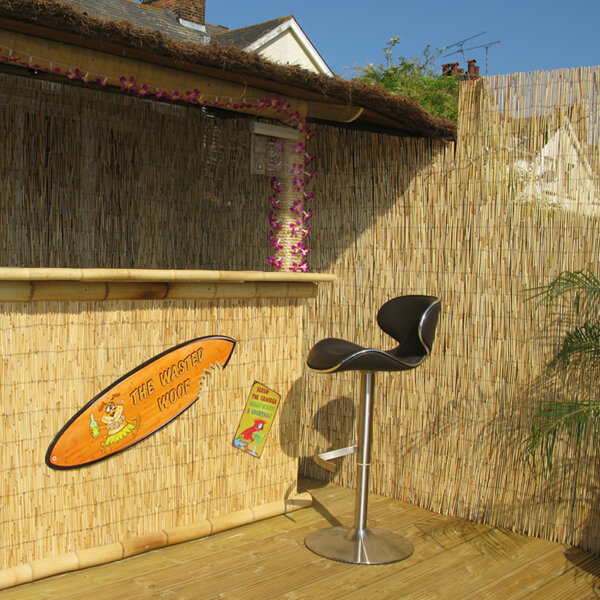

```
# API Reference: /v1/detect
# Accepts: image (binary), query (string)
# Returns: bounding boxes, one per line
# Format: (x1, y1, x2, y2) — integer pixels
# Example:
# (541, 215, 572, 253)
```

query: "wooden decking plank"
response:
(289, 483, 577, 600)
(162, 512, 460, 600)
(410, 533, 566, 600)
(273, 519, 497, 600)
(166, 552, 337, 600)
(63, 532, 309, 598)
(1, 480, 599, 600)
(163, 514, 470, 600)
(61, 497, 440, 599)
(250, 494, 497, 600)
(458, 542, 592, 600)
(515, 548, 600, 600)
(16, 489, 351, 600)
(274, 481, 499, 600)
(130, 502, 439, 599)
(320, 528, 541, 600)
(459, 545, 567, 599)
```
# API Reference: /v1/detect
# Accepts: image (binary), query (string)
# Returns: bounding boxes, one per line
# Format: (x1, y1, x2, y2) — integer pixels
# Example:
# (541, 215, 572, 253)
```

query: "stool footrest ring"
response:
(313, 445, 358, 472)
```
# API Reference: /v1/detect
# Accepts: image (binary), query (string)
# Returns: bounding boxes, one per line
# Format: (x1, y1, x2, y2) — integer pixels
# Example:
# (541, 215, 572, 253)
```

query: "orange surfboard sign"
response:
(46, 336, 236, 469)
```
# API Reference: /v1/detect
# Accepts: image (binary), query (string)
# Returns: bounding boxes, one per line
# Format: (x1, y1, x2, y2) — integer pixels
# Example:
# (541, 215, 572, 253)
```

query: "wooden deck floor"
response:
(2, 479, 600, 599)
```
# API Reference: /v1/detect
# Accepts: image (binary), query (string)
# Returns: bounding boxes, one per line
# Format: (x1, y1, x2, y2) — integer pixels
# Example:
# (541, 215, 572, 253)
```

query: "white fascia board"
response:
(244, 17, 333, 77)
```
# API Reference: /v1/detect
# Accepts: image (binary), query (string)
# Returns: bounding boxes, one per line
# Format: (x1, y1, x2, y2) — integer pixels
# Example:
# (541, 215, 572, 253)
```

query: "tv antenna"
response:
(464, 40, 502, 75)
(442, 31, 487, 69)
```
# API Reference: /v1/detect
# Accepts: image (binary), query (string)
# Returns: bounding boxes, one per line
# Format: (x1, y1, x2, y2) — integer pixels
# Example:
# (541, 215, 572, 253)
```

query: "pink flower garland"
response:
(266, 136, 314, 272)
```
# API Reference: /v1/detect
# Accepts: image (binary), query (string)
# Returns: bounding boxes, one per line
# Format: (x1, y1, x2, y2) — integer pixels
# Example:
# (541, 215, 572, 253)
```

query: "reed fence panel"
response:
(0, 73, 267, 271)
(301, 67, 600, 553)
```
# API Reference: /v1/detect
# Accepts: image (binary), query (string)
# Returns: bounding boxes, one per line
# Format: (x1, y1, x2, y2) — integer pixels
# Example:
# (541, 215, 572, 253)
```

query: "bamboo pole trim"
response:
(0, 280, 320, 301)
(0, 493, 312, 591)
(0, 268, 336, 283)
(0, 564, 33, 590)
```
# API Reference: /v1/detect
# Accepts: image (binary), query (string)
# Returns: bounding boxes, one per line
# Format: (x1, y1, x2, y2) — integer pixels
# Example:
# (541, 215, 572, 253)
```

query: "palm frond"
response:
(527, 270, 600, 318)
(524, 400, 600, 470)
(524, 270, 600, 470)
(550, 323, 600, 366)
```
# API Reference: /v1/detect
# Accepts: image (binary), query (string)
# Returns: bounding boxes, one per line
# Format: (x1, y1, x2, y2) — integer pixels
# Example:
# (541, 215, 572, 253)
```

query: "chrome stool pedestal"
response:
(305, 372, 414, 564)
(304, 296, 441, 565)
(305, 526, 414, 565)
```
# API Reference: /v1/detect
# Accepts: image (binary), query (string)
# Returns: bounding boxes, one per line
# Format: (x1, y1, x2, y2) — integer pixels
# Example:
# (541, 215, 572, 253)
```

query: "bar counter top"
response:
(0, 268, 336, 301)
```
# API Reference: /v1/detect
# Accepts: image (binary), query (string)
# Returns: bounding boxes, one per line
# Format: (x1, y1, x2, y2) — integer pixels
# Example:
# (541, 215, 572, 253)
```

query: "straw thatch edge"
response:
(0, 0, 457, 140)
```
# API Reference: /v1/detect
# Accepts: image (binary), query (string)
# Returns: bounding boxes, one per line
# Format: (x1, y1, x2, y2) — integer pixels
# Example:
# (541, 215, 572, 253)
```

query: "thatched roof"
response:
(0, 0, 457, 140)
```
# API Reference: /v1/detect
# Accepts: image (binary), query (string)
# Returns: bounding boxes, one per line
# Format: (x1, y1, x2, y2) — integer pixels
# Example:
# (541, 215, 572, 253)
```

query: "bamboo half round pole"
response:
(0, 281, 320, 301)
(0, 268, 336, 283)
(0, 493, 312, 591)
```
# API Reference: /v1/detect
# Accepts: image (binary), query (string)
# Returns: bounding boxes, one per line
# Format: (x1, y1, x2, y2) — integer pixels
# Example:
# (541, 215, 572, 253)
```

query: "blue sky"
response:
(206, 0, 600, 77)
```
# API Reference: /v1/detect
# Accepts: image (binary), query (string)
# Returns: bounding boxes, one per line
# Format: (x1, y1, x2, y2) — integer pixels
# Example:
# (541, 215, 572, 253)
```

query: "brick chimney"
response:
(442, 62, 463, 76)
(144, 0, 206, 26)
(467, 60, 480, 78)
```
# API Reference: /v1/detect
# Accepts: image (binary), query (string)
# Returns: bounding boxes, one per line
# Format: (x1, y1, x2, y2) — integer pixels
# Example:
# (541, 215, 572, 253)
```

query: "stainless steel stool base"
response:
(305, 526, 414, 565)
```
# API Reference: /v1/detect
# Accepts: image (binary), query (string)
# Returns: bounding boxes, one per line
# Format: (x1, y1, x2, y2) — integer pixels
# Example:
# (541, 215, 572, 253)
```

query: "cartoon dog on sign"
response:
(92, 393, 140, 453)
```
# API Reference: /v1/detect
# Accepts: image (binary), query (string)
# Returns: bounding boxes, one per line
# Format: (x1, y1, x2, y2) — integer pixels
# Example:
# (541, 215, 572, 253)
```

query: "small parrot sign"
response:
(233, 382, 280, 458)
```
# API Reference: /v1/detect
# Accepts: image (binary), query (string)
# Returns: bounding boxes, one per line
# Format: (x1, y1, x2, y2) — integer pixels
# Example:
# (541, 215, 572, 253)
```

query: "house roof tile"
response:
(59, 0, 209, 44)
(211, 16, 291, 49)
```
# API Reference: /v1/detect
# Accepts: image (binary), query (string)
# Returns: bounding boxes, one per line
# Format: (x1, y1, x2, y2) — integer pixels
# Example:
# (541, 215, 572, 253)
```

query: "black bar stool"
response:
(305, 295, 441, 564)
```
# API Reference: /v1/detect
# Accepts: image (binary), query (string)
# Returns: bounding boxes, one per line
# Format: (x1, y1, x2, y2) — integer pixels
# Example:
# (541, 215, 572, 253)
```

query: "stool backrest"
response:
(377, 295, 441, 358)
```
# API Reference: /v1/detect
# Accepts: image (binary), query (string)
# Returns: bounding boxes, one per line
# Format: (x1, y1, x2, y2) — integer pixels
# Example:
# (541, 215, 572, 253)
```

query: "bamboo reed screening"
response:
(301, 66, 600, 554)
(0, 297, 307, 578)
(1, 62, 600, 585)
(0, 73, 269, 271)
(0, 72, 322, 579)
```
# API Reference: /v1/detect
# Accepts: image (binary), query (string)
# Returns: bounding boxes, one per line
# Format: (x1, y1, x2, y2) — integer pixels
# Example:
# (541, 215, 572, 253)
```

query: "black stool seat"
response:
(307, 338, 423, 372)
(307, 295, 440, 374)
(304, 294, 441, 565)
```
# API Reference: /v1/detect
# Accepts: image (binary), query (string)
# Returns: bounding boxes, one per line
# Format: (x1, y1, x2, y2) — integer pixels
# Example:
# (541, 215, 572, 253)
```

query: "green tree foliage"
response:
(352, 37, 460, 122)
(524, 270, 600, 469)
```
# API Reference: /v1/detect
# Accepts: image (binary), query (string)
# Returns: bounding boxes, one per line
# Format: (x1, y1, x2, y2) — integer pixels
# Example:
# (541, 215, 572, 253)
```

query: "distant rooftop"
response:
(61, 0, 209, 44)
(210, 16, 291, 49)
